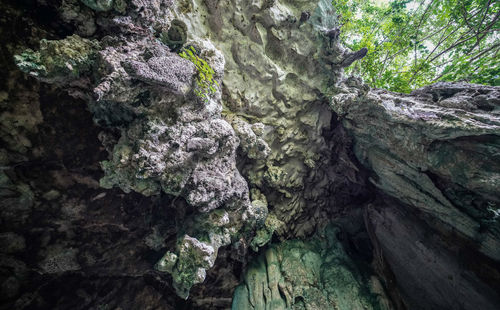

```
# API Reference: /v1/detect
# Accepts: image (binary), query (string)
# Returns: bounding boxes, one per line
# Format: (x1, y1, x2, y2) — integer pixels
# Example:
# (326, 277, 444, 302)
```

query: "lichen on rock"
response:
(14, 35, 100, 83)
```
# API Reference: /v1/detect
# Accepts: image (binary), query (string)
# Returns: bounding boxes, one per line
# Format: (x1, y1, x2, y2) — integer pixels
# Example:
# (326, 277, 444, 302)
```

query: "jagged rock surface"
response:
(11, 0, 369, 299)
(172, 0, 369, 241)
(10, 0, 267, 301)
(331, 82, 500, 309)
(3, 0, 500, 309)
(1, 2, 217, 307)
(2, 0, 373, 306)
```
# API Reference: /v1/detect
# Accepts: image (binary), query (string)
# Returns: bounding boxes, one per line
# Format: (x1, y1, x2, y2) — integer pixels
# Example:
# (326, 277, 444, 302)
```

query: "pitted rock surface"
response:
(4, 0, 500, 309)
(173, 0, 367, 240)
(13, 0, 262, 298)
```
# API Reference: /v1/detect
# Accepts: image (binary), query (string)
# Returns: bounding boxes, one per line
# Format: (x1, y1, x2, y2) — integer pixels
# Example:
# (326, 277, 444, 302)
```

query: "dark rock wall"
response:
(0, 1, 235, 309)
(1, 0, 499, 310)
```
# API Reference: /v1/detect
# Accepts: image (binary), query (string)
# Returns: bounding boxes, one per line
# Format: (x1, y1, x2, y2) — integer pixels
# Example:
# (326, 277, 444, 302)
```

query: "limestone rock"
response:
(0, 233, 26, 254)
(331, 82, 500, 260)
(80, 0, 114, 12)
(331, 81, 500, 309)
(9, 0, 499, 308)
(12, 0, 367, 298)
(173, 0, 367, 239)
(14, 35, 100, 83)
(233, 225, 392, 310)
(367, 202, 500, 310)
(122, 55, 195, 95)
(13, 0, 257, 298)
(227, 115, 270, 160)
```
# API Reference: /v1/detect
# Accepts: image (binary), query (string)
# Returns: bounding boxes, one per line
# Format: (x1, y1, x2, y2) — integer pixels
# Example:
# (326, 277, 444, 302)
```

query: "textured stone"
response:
(15, 35, 100, 83)
(0, 233, 26, 254)
(367, 202, 500, 310)
(8, 0, 500, 308)
(13, 0, 367, 298)
(331, 81, 500, 309)
(227, 115, 270, 160)
(122, 55, 195, 95)
(13, 0, 265, 298)
(233, 225, 392, 310)
(331, 82, 500, 261)
(80, 0, 114, 12)
(1, 1, 193, 308)
(173, 0, 367, 240)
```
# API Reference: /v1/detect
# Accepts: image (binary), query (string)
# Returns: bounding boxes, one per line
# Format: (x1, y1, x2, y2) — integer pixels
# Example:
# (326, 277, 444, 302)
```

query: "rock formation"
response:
(232, 224, 392, 310)
(1, 0, 499, 309)
(331, 81, 500, 309)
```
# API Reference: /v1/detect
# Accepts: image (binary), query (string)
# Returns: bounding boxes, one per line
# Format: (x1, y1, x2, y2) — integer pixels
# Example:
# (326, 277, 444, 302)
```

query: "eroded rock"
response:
(7, 0, 499, 308)
(174, 0, 367, 241)
(13, 0, 261, 298)
(331, 81, 500, 309)
(367, 202, 500, 310)
(233, 225, 392, 310)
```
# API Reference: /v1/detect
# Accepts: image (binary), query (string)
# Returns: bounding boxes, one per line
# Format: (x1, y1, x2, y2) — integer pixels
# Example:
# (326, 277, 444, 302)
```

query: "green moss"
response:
(15, 35, 100, 81)
(14, 50, 47, 77)
(178, 46, 219, 103)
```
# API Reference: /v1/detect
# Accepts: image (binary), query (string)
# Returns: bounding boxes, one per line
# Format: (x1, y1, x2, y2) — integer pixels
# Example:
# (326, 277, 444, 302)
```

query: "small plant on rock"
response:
(179, 46, 219, 103)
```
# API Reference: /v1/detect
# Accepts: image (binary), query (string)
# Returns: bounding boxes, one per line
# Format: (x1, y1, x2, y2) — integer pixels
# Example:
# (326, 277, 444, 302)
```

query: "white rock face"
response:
(173, 0, 365, 239)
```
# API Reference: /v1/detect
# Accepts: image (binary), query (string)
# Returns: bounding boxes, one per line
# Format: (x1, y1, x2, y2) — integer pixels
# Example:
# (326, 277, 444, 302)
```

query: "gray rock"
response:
(331, 81, 500, 309)
(14, 1, 257, 298)
(12, 0, 500, 307)
(0, 233, 26, 254)
(367, 203, 500, 310)
(122, 56, 195, 95)
(173, 0, 367, 240)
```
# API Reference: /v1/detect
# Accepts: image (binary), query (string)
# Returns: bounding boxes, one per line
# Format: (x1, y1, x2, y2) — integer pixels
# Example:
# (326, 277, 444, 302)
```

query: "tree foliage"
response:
(334, 0, 500, 92)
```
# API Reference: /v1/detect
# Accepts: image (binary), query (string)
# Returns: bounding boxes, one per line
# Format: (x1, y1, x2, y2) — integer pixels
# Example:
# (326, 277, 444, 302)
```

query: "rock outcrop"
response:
(11, 0, 371, 300)
(2, 0, 500, 309)
(331, 81, 500, 309)
(172, 0, 369, 240)
(11, 0, 267, 300)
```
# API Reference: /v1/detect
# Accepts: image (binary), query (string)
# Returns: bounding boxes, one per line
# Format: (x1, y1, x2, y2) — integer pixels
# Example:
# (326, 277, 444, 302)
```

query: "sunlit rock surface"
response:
(172, 0, 367, 240)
